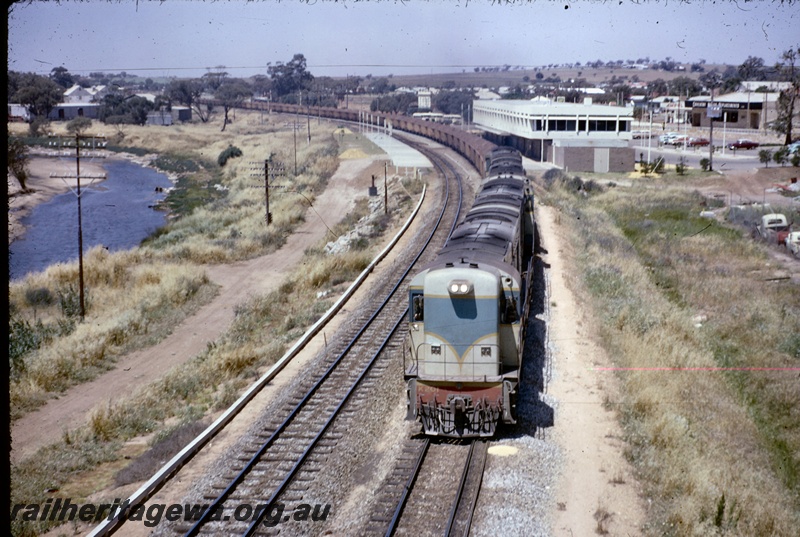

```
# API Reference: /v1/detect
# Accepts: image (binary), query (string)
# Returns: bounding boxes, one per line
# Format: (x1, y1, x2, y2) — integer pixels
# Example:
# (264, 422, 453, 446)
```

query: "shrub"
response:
(66, 117, 93, 134)
(773, 148, 789, 167)
(218, 144, 243, 167)
(700, 158, 710, 172)
(759, 149, 773, 167)
(675, 156, 687, 175)
(28, 117, 49, 137)
(58, 284, 85, 318)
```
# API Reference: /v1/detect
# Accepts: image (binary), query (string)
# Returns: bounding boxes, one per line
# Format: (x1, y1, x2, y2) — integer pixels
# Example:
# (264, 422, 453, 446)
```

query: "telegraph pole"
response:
(708, 97, 720, 172)
(49, 132, 107, 320)
(384, 162, 388, 215)
(251, 156, 285, 225)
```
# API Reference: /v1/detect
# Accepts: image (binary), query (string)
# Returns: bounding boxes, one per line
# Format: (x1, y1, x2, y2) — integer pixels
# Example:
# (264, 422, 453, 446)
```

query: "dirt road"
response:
(10, 156, 384, 461)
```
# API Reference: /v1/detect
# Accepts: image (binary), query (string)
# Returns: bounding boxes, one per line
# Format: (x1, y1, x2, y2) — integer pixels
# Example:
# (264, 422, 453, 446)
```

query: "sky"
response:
(7, 0, 800, 80)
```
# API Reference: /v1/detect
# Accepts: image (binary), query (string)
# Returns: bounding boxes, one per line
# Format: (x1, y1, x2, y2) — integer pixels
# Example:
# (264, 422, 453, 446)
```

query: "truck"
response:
(785, 231, 800, 257)
(752, 213, 792, 245)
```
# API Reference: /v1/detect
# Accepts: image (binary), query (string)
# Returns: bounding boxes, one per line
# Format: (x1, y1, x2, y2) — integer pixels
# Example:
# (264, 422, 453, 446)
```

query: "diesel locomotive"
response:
(404, 147, 535, 438)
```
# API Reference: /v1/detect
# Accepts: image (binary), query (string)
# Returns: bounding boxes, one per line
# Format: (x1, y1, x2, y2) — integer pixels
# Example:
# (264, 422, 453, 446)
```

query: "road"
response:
(630, 138, 763, 172)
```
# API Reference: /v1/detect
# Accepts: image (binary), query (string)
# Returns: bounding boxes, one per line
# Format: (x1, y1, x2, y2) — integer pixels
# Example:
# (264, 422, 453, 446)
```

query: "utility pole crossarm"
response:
(47, 132, 108, 321)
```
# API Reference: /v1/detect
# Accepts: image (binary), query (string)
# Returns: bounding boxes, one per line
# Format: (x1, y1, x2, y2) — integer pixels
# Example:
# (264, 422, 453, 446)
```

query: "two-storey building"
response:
(472, 97, 634, 172)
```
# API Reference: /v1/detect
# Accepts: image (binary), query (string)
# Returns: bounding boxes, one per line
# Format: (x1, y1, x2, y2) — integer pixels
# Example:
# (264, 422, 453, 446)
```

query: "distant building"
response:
(740, 81, 793, 92)
(474, 88, 501, 100)
(64, 84, 108, 103)
(48, 103, 101, 121)
(147, 108, 173, 126)
(473, 97, 634, 172)
(647, 96, 688, 124)
(412, 112, 462, 125)
(417, 90, 432, 111)
(8, 103, 31, 122)
(146, 106, 192, 126)
(172, 106, 192, 122)
(685, 91, 780, 130)
(135, 93, 158, 103)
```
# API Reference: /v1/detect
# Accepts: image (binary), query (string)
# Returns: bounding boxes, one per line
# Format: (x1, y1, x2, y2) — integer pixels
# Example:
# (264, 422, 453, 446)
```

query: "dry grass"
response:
(540, 180, 800, 536)
(9, 111, 344, 419)
(9, 246, 214, 419)
(9, 111, 419, 534)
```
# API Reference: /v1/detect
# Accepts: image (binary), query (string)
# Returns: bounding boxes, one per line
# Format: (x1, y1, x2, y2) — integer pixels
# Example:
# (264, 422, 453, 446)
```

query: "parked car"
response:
(666, 135, 689, 146)
(786, 141, 800, 154)
(688, 137, 710, 147)
(727, 139, 759, 150)
(753, 213, 792, 245)
(658, 132, 680, 144)
(786, 231, 800, 257)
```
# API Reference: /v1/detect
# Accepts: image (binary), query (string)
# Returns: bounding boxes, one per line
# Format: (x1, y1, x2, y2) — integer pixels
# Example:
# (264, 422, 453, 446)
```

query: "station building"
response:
(472, 98, 635, 173)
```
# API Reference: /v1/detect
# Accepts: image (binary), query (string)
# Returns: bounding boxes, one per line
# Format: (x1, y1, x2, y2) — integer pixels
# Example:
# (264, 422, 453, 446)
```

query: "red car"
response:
(688, 137, 710, 147)
(727, 139, 759, 150)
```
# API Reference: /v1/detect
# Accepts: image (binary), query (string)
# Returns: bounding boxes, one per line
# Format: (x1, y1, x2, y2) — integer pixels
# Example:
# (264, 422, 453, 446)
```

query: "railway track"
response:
(90, 133, 470, 536)
(365, 439, 488, 537)
(176, 138, 465, 536)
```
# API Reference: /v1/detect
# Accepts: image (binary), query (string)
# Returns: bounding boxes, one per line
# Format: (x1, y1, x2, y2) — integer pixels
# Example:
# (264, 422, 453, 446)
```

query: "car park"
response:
(727, 139, 759, 150)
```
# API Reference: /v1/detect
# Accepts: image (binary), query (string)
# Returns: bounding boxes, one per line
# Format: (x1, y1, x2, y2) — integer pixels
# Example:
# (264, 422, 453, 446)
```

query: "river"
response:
(8, 159, 172, 281)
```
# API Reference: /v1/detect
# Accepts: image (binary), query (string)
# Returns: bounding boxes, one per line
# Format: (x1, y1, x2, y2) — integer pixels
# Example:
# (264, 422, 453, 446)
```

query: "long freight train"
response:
(212, 99, 533, 436)
(404, 147, 535, 438)
(222, 99, 496, 176)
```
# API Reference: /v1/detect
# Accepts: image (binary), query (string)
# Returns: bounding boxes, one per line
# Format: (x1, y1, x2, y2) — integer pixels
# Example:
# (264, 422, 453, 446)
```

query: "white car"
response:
(659, 132, 681, 144)
(786, 142, 800, 154)
(786, 231, 800, 257)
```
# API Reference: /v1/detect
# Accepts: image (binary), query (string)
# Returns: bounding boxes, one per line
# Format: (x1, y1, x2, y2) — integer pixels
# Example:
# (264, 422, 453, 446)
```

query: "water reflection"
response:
(9, 159, 172, 281)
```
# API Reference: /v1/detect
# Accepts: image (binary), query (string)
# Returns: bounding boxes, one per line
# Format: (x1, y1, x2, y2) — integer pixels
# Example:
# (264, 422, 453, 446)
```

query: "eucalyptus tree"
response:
(774, 46, 799, 145)
(166, 79, 211, 122)
(216, 80, 253, 132)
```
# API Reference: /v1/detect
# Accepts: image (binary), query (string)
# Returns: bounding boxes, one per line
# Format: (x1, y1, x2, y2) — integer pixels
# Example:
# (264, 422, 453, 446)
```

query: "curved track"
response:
(86, 118, 489, 536)
(84, 135, 464, 536)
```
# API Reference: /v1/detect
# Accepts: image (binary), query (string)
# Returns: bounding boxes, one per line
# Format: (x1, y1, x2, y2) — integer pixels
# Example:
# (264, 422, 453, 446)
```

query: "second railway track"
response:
(100, 134, 475, 537)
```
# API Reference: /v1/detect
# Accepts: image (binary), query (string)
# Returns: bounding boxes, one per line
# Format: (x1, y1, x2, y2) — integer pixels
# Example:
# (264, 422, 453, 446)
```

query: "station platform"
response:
(365, 132, 432, 169)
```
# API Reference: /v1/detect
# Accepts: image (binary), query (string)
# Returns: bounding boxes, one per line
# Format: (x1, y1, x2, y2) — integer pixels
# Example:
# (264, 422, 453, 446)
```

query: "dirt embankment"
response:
(9, 154, 385, 462)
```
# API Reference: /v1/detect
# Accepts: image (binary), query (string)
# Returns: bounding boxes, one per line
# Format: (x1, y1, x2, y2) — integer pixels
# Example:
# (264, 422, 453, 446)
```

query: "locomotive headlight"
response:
(448, 280, 473, 295)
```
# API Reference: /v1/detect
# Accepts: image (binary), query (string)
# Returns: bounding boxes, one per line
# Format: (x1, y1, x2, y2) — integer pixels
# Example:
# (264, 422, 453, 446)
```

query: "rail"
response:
(88, 174, 427, 537)
(183, 130, 464, 535)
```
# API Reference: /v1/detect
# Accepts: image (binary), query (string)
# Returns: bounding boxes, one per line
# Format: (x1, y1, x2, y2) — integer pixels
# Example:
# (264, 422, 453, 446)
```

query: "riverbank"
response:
(7, 149, 177, 246)
(8, 151, 106, 244)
